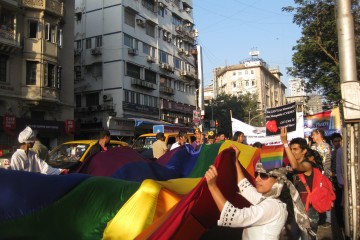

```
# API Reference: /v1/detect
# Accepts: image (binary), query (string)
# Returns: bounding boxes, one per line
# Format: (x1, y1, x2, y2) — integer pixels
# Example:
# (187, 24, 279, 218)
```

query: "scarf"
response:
(255, 163, 316, 238)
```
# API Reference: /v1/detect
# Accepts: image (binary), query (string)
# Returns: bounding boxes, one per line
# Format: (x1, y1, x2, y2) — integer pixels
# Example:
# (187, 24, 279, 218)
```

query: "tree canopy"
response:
(204, 92, 263, 137)
(283, 0, 359, 103)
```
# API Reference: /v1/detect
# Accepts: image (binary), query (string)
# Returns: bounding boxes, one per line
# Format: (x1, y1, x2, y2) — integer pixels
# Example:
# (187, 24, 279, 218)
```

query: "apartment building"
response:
(213, 54, 286, 111)
(288, 78, 305, 97)
(0, 0, 74, 149)
(74, 0, 198, 138)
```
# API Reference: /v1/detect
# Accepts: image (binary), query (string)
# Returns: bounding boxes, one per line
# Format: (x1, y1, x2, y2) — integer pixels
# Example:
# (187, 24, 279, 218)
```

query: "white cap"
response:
(18, 126, 35, 144)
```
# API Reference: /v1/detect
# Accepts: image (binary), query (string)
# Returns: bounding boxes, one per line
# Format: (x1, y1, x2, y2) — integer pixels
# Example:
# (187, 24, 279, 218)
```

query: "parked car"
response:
(132, 133, 195, 159)
(48, 140, 128, 169)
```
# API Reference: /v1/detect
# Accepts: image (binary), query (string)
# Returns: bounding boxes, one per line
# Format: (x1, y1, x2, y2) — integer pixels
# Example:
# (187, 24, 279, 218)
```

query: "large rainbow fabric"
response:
(259, 145, 285, 170)
(0, 141, 261, 239)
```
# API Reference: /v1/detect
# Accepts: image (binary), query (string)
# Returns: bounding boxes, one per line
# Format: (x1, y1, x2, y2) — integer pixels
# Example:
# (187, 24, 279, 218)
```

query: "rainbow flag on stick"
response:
(260, 145, 284, 170)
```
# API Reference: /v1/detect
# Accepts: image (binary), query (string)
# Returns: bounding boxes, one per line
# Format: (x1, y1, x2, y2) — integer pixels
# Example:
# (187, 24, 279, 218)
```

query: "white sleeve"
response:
(218, 199, 285, 228)
(35, 154, 61, 175)
(10, 153, 22, 171)
(237, 178, 263, 205)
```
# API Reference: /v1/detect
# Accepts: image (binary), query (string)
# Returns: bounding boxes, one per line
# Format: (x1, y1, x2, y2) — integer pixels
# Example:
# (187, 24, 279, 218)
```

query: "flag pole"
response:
(230, 110, 233, 137)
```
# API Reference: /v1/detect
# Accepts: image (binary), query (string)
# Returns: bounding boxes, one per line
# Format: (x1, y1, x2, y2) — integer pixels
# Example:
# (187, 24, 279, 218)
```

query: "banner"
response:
(232, 112, 304, 145)
(304, 107, 341, 137)
(265, 103, 296, 136)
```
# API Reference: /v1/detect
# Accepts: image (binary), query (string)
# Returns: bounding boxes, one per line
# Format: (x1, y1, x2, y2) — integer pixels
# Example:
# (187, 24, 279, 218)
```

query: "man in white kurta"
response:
(10, 126, 63, 175)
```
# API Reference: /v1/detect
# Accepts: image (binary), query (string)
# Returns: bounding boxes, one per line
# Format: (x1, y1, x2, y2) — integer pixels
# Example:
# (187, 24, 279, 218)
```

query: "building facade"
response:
(212, 56, 286, 111)
(288, 78, 305, 97)
(74, 0, 198, 138)
(0, 0, 74, 150)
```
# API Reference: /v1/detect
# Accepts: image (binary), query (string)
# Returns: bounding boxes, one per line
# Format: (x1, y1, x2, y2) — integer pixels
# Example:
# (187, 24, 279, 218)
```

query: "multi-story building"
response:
(213, 54, 286, 111)
(74, 0, 198, 138)
(307, 94, 323, 115)
(288, 78, 305, 97)
(0, 0, 74, 149)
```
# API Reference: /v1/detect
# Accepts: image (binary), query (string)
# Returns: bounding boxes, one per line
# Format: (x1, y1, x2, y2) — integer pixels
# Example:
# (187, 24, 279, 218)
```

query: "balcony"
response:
(21, 0, 64, 17)
(0, 29, 21, 53)
(160, 86, 174, 95)
(131, 78, 156, 90)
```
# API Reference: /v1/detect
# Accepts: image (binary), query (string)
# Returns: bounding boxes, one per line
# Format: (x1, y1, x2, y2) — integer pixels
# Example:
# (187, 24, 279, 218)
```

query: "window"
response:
(252, 80, 255, 86)
(233, 72, 236, 76)
(75, 66, 82, 80)
(145, 22, 155, 38)
(76, 40, 82, 49)
(251, 70, 254, 74)
(158, 8, 165, 17)
(141, 0, 155, 12)
(28, 20, 38, 38)
(57, 29, 63, 47)
(26, 61, 38, 85)
(75, 95, 81, 107)
(174, 58, 181, 69)
(92, 63, 102, 77)
(159, 50, 168, 63)
(46, 63, 56, 88)
(124, 34, 138, 49)
(0, 55, 7, 82)
(172, 14, 182, 26)
(95, 36, 102, 47)
(143, 43, 155, 57)
(124, 8, 135, 27)
(86, 92, 99, 106)
(44, 23, 56, 43)
(126, 63, 141, 78)
(145, 69, 156, 84)
(86, 38, 91, 49)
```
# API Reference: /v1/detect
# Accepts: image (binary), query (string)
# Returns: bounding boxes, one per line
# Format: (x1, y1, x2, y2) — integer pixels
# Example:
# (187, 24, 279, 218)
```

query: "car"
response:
(48, 140, 128, 169)
(132, 132, 196, 159)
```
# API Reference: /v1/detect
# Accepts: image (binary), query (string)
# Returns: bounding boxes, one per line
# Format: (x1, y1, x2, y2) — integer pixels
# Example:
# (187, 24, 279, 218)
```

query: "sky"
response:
(193, 0, 302, 96)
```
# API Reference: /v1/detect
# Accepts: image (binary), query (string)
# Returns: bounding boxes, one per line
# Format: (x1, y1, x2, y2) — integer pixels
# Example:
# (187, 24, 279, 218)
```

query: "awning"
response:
(129, 118, 171, 127)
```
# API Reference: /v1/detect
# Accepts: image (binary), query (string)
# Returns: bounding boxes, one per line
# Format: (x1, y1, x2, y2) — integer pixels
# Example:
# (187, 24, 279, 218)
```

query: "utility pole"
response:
(336, 0, 359, 238)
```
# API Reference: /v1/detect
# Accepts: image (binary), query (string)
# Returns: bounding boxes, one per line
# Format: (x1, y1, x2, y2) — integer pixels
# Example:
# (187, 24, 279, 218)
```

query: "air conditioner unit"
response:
(103, 94, 113, 102)
(147, 56, 155, 63)
(160, 63, 167, 69)
(167, 37, 172, 43)
(128, 48, 138, 55)
(178, 48, 184, 54)
(181, 71, 187, 76)
(136, 18, 145, 27)
(163, 31, 168, 38)
(184, 51, 190, 56)
(184, 22, 192, 27)
(184, 7, 192, 13)
(91, 48, 102, 56)
(175, 26, 183, 32)
(74, 49, 82, 56)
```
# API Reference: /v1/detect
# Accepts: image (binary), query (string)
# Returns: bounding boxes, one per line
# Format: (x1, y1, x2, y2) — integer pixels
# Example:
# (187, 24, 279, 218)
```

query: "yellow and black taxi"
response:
(48, 140, 128, 168)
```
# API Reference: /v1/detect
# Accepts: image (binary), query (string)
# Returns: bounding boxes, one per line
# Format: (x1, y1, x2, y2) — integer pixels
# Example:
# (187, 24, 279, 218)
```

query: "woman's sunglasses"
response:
(255, 172, 275, 180)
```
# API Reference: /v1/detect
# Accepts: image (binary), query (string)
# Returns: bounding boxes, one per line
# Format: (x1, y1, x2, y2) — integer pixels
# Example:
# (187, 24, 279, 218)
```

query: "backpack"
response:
(298, 168, 336, 213)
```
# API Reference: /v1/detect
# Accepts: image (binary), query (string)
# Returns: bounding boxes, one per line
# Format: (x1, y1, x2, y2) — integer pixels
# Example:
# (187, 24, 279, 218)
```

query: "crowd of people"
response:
(5, 125, 344, 239)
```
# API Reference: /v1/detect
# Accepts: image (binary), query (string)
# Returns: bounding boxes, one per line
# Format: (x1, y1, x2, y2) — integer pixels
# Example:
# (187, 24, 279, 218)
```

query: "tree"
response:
(283, 0, 359, 103)
(204, 92, 262, 137)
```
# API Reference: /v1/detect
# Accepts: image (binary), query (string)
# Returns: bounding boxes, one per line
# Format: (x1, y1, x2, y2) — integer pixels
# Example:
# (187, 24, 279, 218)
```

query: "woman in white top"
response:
(205, 145, 315, 240)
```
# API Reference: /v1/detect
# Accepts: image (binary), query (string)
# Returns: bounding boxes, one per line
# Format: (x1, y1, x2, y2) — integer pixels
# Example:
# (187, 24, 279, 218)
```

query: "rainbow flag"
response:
(260, 145, 284, 170)
(1, 141, 260, 239)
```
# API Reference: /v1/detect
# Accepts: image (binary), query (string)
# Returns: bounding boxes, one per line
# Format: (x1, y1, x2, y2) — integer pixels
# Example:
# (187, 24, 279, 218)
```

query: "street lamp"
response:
(249, 111, 264, 125)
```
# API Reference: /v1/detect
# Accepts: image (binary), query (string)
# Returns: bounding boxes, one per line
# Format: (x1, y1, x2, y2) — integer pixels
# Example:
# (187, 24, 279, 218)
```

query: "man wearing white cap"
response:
(10, 126, 66, 175)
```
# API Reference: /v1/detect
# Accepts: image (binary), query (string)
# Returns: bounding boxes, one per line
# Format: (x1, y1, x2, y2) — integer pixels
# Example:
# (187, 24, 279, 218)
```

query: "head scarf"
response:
(18, 126, 35, 144)
(255, 163, 316, 238)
